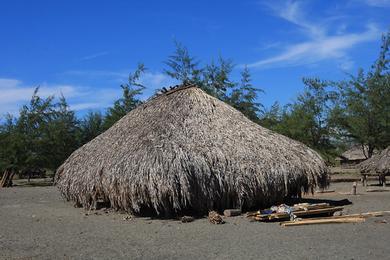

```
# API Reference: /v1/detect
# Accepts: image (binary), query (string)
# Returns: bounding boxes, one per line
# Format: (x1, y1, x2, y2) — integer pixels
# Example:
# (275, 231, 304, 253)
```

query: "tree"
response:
(104, 63, 146, 129)
(228, 66, 263, 122)
(163, 41, 202, 85)
(79, 111, 105, 144)
(202, 56, 235, 99)
(0, 88, 80, 179)
(261, 78, 338, 160)
(260, 102, 282, 130)
(334, 31, 390, 157)
(0, 114, 19, 174)
(46, 94, 79, 170)
(15, 87, 56, 172)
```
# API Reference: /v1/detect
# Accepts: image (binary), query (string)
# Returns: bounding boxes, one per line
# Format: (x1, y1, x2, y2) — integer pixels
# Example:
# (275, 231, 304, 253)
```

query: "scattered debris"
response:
(208, 211, 225, 224)
(374, 219, 388, 224)
(223, 209, 242, 217)
(247, 203, 343, 222)
(181, 216, 195, 223)
(122, 215, 132, 221)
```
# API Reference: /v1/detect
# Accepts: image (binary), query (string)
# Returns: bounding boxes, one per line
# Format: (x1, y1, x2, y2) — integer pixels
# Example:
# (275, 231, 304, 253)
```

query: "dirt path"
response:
(1, 183, 389, 259)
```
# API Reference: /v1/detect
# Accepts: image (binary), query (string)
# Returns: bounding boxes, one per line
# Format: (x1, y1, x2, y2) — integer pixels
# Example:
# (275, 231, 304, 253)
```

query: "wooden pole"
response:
(281, 217, 365, 227)
(362, 174, 367, 187)
(352, 182, 357, 195)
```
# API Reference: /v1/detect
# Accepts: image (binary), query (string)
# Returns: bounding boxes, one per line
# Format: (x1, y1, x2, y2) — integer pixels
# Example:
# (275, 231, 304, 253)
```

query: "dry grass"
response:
(55, 86, 328, 216)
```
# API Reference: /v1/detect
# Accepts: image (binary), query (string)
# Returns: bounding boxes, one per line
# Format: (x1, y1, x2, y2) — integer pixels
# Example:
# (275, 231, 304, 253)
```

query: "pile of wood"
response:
(247, 203, 344, 222)
(248, 202, 390, 227)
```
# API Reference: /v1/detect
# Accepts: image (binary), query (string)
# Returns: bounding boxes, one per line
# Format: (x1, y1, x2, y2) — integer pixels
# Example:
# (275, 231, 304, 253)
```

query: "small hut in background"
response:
(55, 85, 328, 217)
(360, 147, 390, 186)
(335, 145, 374, 167)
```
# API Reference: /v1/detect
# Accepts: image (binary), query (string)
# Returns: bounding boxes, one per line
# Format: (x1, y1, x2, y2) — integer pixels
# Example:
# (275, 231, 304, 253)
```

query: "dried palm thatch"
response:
(55, 85, 328, 217)
(360, 147, 390, 175)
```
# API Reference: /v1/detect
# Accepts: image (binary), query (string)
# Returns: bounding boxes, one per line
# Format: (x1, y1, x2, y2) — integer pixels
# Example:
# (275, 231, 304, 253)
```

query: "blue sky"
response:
(0, 0, 389, 116)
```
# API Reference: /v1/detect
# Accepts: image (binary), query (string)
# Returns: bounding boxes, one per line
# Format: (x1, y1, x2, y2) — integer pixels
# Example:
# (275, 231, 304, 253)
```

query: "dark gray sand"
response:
(1, 182, 389, 260)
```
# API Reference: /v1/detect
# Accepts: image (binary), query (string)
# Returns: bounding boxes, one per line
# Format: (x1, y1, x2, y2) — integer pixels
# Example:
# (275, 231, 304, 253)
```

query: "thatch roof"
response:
(55, 86, 328, 216)
(359, 147, 390, 175)
(335, 145, 371, 162)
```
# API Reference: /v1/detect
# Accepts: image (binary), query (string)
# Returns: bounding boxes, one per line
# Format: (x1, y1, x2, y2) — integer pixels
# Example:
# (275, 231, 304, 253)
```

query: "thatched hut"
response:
(335, 145, 373, 167)
(359, 147, 390, 185)
(56, 85, 328, 216)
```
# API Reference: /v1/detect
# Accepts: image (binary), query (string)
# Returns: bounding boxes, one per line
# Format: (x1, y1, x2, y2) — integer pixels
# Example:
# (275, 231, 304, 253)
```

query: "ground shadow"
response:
(286, 198, 353, 207)
(12, 178, 54, 187)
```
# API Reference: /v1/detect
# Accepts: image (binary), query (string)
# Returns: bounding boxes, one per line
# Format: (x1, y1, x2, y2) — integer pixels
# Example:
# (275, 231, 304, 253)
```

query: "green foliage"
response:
(0, 114, 19, 171)
(163, 42, 264, 121)
(163, 41, 202, 85)
(333, 31, 390, 157)
(0, 88, 80, 174)
(260, 78, 340, 160)
(228, 66, 264, 122)
(79, 111, 105, 144)
(202, 57, 235, 99)
(104, 63, 146, 129)
(46, 94, 79, 170)
(15, 88, 56, 171)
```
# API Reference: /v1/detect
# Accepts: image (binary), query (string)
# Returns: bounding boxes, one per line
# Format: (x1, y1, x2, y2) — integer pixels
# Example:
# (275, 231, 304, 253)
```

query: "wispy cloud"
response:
(359, 0, 390, 7)
(0, 78, 80, 115)
(247, 1, 382, 69)
(79, 51, 109, 61)
(264, 0, 325, 38)
(62, 69, 177, 94)
(63, 69, 128, 83)
(0, 71, 177, 116)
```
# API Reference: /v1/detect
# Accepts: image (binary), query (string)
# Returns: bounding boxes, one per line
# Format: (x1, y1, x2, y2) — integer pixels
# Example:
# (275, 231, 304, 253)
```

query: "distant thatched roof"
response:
(55, 86, 328, 216)
(360, 147, 390, 175)
(335, 145, 371, 161)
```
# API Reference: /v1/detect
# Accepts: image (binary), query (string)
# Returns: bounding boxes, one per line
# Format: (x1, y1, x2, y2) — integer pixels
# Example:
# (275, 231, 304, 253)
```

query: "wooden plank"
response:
(281, 217, 365, 227)
(315, 190, 335, 193)
(223, 209, 242, 217)
(293, 211, 390, 221)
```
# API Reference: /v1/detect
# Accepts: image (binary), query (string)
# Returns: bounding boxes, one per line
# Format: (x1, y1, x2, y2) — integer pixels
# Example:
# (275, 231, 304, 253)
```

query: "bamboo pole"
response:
(281, 217, 365, 227)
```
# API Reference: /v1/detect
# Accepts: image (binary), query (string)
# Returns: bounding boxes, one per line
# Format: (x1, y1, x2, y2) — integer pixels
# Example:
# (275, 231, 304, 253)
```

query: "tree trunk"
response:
(368, 144, 374, 158)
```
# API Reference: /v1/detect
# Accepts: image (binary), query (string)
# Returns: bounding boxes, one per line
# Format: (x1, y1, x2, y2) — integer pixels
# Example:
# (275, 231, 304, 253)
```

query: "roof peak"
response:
(158, 83, 197, 95)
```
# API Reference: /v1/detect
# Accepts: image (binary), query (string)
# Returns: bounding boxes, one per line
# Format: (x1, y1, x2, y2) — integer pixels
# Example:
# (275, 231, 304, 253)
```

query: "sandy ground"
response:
(1, 182, 390, 260)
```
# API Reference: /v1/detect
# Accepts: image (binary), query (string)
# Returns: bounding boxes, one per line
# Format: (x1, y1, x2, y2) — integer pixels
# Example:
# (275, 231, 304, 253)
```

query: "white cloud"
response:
(79, 51, 109, 61)
(0, 78, 83, 115)
(0, 71, 178, 116)
(263, 0, 325, 38)
(247, 1, 382, 69)
(247, 24, 379, 68)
